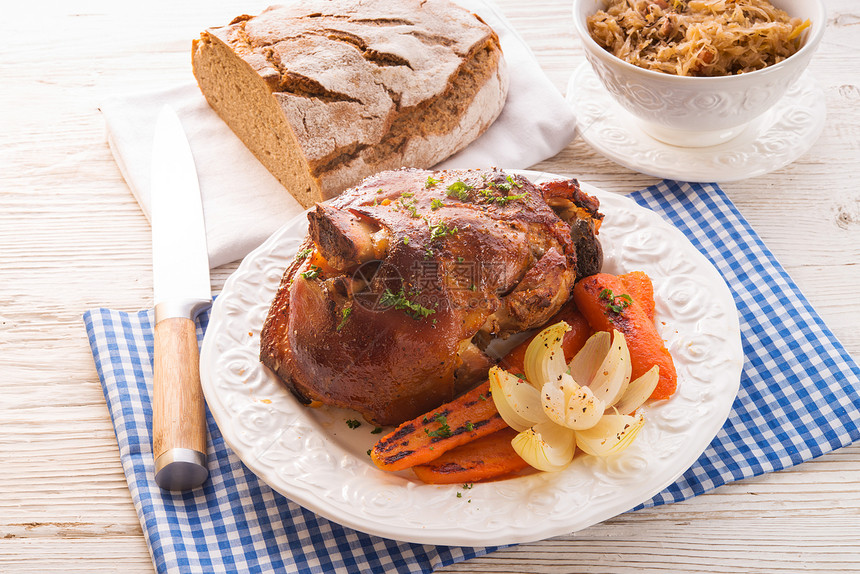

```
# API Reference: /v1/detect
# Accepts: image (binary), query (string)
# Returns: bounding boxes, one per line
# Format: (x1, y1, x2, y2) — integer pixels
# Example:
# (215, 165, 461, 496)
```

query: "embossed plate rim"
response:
(200, 170, 744, 545)
(566, 63, 826, 182)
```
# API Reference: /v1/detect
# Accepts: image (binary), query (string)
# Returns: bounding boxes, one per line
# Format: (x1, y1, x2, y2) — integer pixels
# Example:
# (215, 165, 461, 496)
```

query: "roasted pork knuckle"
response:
(260, 168, 603, 425)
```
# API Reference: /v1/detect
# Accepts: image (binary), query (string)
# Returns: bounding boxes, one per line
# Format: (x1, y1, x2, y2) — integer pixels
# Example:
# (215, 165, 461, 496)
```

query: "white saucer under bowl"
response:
(566, 63, 827, 182)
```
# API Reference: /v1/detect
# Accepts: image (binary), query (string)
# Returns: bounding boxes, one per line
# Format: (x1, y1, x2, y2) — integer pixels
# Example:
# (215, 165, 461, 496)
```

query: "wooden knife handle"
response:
(152, 316, 208, 489)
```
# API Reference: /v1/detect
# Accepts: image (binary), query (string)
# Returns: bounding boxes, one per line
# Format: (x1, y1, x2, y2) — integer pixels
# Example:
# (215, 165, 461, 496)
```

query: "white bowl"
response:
(572, 0, 827, 147)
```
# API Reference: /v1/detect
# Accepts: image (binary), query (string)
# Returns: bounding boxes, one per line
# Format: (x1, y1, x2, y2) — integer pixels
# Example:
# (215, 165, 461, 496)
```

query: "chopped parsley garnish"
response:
(295, 247, 313, 260)
(478, 186, 529, 206)
(425, 176, 440, 188)
(371, 427, 383, 434)
(464, 421, 475, 432)
(398, 195, 420, 218)
(485, 180, 507, 192)
(446, 180, 472, 201)
(346, 419, 361, 429)
(380, 288, 436, 320)
(424, 412, 452, 439)
(599, 288, 634, 314)
(336, 304, 353, 332)
(456, 483, 473, 498)
(478, 175, 528, 204)
(403, 236, 410, 245)
(428, 220, 458, 240)
(485, 175, 522, 193)
(430, 198, 444, 210)
(300, 265, 322, 280)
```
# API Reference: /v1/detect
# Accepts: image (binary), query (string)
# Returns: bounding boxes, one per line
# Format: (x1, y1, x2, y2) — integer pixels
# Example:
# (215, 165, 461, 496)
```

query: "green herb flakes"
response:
(346, 419, 361, 429)
(599, 288, 634, 314)
(423, 412, 452, 438)
(300, 265, 322, 280)
(336, 304, 353, 332)
(428, 220, 458, 240)
(380, 288, 436, 320)
(446, 180, 472, 201)
(478, 185, 529, 206)
(398, 195, 420, 218)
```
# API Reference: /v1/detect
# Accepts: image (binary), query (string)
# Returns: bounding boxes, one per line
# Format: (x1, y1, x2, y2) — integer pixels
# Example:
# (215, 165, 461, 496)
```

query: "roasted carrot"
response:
(573, 273, 677, 400)
(412, 427, 527, 484)
(499, 300, 592, 374)
(371, 380, 507, 471)
(619, 270, 655, 322)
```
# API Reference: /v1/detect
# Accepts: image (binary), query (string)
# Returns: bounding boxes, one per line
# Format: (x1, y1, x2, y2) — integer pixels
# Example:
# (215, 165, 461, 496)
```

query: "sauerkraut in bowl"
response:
(572, 0, 825, 146)
(587, 0, 811, 77)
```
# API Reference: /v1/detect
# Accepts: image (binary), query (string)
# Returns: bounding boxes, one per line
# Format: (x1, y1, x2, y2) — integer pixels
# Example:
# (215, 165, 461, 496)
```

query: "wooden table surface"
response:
(2, 1, 859, 572)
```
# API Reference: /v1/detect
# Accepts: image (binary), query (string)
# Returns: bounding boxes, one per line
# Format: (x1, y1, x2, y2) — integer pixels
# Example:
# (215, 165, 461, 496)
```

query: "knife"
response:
(150, 105, 211, 491)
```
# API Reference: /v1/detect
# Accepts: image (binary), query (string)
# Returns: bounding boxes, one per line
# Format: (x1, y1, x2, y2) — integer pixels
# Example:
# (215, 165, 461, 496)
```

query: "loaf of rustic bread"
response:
(192, 0, 508, 208)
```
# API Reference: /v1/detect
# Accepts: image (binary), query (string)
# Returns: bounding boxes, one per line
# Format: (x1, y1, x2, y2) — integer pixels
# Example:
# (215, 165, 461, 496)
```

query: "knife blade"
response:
(150, 105, 211, 491)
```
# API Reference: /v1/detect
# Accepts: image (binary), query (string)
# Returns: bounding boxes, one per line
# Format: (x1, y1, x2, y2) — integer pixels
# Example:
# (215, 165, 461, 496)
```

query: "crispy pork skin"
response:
(260, 168, 603, 425)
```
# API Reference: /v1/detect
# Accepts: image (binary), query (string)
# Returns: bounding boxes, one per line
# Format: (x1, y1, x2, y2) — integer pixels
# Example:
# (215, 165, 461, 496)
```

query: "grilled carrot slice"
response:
(619, 270, 655, 322)
(371, 380, 506, 471)
(573, 273, 677, 400)
(499, 300, 592, 375)
(412, 427, 527, 484)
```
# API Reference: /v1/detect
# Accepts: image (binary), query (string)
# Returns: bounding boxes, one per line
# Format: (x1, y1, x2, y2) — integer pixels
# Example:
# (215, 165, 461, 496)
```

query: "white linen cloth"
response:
(99, 0, 577, 267)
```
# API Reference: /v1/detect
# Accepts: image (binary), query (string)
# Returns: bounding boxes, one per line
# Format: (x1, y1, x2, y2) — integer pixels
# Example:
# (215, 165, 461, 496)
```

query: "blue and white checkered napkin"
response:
(84, 180, 860, 573)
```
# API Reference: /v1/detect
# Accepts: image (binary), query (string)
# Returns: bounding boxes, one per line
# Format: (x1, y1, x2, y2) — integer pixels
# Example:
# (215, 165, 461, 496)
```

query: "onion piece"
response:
(587, 330, 632, 407)
(568, 330, 610, 386)
(576, 413, 645, 457)
(511, 420, 576, 472)
(523, 321, 571, 389)
(489, 366, 548, 432)
(541, 373, 605, 430)
(614, 365, 660, 415)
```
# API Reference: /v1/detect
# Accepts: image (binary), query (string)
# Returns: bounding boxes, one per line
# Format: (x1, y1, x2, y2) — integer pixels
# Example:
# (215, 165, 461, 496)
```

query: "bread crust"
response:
(192, 0, 509, 207)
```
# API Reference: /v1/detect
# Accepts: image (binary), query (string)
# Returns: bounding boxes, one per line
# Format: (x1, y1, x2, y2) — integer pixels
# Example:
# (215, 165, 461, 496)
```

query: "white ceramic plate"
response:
(567, 63, 826, 182)
(199, 170, 744, 546)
